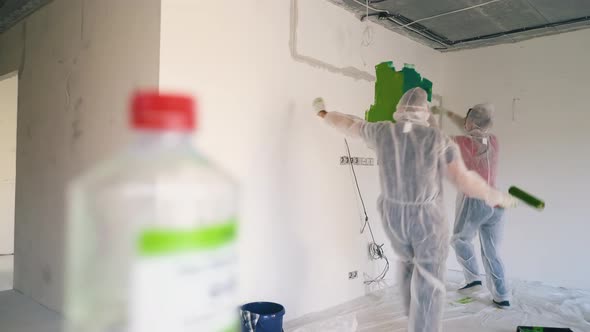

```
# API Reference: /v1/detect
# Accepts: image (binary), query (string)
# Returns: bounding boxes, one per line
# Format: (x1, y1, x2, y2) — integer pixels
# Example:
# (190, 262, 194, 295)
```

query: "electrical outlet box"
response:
(340, 156, 375, 166)
(348, 271, 358, 279)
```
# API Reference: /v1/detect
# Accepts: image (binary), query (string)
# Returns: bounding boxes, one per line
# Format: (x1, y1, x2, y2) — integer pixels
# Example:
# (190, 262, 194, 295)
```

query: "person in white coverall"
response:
(314, 88, 517, 332)
(433, 103, 511, 308)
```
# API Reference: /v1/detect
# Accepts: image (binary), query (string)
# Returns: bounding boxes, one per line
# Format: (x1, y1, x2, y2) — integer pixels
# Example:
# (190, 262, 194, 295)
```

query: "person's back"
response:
(370, 121, 453, 204)
(454, 133, 498, 186)
(440, 103, 499, 186)
(358, 91, 458, 332)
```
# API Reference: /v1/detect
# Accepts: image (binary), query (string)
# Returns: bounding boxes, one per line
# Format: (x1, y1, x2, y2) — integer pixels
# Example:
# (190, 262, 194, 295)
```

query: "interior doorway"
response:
(0, 71, 18, 292)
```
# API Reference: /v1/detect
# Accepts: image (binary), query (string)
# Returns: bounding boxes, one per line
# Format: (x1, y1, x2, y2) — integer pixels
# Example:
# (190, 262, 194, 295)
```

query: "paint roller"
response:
(313, 97, 326, 114)
(430, 95, 445, 126)
(430, 104, 454, 119)
(508, 186, 545, 211)
(430, 102, 461, 130)
(516, 326, 573, 332)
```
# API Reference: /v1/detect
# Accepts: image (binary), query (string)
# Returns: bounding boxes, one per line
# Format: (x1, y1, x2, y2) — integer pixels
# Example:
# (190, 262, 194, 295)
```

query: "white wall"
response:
(159, 0, 445, 320)
(0, 73, 17, 255)
(0, 0, 161, 311)
(440, 28, 590, 290)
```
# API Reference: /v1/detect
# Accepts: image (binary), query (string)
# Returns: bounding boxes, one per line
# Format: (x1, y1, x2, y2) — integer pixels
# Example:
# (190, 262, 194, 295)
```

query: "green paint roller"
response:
(509, 186, 545, 210)
(516, 326, 573, 332)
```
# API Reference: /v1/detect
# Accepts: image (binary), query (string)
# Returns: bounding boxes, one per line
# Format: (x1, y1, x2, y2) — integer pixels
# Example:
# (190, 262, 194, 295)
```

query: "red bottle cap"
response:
(131, 91, 195, 131)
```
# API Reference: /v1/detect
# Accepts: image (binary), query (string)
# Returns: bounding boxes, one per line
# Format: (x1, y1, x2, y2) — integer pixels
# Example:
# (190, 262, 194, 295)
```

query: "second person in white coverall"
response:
(315, 88, 516, 332)
(434, 103, 511, 308)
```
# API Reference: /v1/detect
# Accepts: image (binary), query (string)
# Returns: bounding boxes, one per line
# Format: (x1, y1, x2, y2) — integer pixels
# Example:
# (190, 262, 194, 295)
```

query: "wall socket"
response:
(340, 156, 375, 166)
(348, 271, 358, 279)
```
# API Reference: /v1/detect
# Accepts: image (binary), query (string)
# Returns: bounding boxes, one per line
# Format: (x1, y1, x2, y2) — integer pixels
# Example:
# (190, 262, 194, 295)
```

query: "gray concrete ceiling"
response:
(0, 0, 51, 34)
(330, 0, 590, 51)
(3, 0, 590, 52)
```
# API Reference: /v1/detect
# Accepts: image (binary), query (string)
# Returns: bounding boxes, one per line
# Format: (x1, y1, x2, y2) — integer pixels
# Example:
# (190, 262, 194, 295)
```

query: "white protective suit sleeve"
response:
(445, 147, 506, 207)
(323, 112, 365, 138)
(431, 106, 465, 131)
(447, 110, 466, 131)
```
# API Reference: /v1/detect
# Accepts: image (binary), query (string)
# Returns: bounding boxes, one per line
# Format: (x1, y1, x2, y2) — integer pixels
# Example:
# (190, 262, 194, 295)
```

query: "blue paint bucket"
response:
(240, 302, 285, 332)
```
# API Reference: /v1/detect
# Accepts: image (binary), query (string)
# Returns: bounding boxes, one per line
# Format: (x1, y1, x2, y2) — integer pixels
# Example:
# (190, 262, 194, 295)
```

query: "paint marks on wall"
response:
(291, 0, 375, 81)
(366, 62, 432, 122)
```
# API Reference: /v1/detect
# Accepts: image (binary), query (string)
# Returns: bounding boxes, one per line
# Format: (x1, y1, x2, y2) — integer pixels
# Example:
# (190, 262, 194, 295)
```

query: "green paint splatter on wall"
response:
(365, 62, 433, 123)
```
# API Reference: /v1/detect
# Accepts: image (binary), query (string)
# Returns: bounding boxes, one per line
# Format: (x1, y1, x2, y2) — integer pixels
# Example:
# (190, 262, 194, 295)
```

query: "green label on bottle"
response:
(138, 219, 237, 256)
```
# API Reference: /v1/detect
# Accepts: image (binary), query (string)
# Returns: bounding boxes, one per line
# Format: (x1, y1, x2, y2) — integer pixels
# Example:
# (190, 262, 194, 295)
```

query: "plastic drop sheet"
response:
(285, 271, 590, 332)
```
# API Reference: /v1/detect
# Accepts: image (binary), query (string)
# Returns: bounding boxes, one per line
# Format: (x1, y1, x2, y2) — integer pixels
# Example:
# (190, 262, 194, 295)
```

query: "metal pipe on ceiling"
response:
(350, 0, 450, 48)
(348, 0, 590, 49)
(450, 15, 590, 45)
(398, 0, 506, 29)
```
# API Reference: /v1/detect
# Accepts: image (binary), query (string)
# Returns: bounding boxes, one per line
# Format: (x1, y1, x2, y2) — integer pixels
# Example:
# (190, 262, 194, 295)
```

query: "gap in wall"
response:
(0, 71, 18, 292)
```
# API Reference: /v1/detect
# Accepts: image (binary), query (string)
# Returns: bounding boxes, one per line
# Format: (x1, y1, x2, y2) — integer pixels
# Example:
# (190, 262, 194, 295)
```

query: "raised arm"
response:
(432, 106, 466, 132)
(318, 111, 364, 138)
(447, 110, 466, 131)
(314, 97, 365, 138)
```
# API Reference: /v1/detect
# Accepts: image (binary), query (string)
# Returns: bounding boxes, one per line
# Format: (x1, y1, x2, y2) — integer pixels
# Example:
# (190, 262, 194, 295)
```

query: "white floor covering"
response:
(285, 271, 590, 332)
(0, 270, 589, 331)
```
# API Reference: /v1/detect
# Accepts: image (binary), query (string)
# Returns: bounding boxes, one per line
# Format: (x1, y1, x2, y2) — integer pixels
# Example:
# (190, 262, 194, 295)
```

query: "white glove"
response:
(498, 194, 519, 209)
(313, 97, 326, 114)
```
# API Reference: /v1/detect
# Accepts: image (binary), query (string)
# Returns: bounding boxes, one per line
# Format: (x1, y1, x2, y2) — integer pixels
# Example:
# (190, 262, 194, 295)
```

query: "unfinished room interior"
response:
(0, 0, 589, 331)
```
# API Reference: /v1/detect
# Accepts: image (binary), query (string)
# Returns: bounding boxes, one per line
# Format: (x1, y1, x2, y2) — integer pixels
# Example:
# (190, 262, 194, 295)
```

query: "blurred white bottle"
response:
(65, 91, 238, 332)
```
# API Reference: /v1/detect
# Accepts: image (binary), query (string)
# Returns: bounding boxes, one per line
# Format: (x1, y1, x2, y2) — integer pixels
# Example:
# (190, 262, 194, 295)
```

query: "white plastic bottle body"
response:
(66, 132, 238, 332)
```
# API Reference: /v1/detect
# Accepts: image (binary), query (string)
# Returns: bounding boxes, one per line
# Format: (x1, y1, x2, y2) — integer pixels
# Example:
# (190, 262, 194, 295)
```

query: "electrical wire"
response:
(350, 0, 450, 48)
(348, 0, 584, 49)
(344, 138, 389, 285)
(360, 0, 374, 66)
(350, 0, 505, 28)
(397, 0, 505, 29)
(361, 25, 374, 47)
(361, 0, 374, 47)
(350, 0, 388, 14)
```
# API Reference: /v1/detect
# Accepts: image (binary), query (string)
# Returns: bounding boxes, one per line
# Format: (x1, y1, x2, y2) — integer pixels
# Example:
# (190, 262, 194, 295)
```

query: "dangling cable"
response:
(359, 0, 374, 67)
(344, 138, 389, 285)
